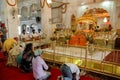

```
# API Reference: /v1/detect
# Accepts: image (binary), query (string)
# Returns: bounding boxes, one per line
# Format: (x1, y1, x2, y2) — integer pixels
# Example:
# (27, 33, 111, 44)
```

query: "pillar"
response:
(3, 0, 19, 38)
(41, 2, 52, 39)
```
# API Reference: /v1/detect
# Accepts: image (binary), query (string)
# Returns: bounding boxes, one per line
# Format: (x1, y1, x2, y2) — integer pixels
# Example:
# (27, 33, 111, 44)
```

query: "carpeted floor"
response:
(0, 51, 95, 80)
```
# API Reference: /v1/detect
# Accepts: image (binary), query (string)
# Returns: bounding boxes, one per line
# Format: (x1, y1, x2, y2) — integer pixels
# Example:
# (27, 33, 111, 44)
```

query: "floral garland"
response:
(40, 0, 52, 8)
(40, 0, 46, 8)
(61, 3, 67, 13)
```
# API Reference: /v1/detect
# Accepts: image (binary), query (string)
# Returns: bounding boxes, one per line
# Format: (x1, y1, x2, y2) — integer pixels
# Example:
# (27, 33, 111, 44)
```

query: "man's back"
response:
(32, 56, 48, 79)
(61, 63, 80, 80)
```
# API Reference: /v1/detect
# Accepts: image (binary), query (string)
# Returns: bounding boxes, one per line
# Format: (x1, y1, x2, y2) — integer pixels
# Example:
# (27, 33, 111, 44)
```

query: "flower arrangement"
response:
(55, 28, 62, 31)
(50, 37, 57, 41)
(65, 34, 71, 40)
(86, 33, 94, 44)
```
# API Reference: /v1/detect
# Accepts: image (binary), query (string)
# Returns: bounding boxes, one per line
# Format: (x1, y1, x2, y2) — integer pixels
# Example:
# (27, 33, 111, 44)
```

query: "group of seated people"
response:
(21, 29, 45, 42)
(2, 37, 81, 80)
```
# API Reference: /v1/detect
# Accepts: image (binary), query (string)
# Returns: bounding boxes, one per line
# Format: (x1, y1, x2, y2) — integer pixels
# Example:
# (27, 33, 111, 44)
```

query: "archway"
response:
(21, 6, 28, 18)
(77, 8, 110, 31)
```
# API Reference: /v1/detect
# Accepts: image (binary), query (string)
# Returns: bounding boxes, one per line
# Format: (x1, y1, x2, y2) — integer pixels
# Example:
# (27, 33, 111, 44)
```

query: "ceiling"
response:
(17, 0, 116, 6)
(17, 0, 115, 8)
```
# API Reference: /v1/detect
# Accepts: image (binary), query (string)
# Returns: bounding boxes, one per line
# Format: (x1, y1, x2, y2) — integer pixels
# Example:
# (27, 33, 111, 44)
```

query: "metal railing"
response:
(41, 41, 120, 78)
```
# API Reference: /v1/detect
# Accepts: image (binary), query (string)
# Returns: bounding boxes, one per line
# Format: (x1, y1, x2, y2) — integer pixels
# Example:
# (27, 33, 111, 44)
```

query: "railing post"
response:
(52, 40, 56, 65)
(85, 42, 88, 69)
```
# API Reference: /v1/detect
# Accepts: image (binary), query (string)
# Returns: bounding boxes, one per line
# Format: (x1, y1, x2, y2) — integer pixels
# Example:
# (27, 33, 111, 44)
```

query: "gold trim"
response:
(6, 0, 16, 6)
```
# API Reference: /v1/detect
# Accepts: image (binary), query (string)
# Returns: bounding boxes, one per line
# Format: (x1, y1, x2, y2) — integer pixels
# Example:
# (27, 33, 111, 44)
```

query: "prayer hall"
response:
(0, 0, 120, 80)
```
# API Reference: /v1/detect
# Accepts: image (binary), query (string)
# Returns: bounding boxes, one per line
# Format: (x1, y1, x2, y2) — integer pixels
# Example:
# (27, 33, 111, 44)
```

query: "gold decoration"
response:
(6, 0, 16, 6)
(61, 3, 67, 13)
(77, 16, 96, 24)
(40, 0, 52, 8)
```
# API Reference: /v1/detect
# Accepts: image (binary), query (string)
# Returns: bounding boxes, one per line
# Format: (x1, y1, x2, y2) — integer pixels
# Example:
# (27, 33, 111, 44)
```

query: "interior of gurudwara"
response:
(0, 0, 120, 79)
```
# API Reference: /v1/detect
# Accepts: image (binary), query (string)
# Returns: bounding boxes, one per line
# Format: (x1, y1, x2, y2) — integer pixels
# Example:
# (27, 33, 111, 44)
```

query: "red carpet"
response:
(0, 51, 95, 80)
(103, 51, 120, 64)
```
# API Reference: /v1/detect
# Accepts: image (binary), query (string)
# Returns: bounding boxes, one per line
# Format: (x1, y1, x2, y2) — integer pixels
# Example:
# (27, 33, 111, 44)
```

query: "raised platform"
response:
(41, 46, 120, 79)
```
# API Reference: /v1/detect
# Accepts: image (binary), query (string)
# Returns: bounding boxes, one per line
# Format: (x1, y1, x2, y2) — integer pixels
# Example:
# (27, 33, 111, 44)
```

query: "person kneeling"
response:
(60, 63, 80, 80)
(32, 47, 51, 80)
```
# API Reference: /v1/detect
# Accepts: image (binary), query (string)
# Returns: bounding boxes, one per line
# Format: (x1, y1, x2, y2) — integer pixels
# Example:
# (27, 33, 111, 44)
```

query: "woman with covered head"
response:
(20, 43, 34, 72)
(3, 37, 18, 54)
(6, 42, 25, 67)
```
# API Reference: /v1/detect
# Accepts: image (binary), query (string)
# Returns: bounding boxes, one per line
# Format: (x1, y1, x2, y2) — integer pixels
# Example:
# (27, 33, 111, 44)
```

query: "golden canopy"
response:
(77, 15, 97, 24)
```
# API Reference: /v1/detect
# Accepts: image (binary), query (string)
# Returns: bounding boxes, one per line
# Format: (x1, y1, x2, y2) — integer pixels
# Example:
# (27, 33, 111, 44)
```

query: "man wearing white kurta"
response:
(60, 63, 80, 80)
(21, 30, 29, 41)
(32, 49, 51, 80)
(30, 29, 38, 39)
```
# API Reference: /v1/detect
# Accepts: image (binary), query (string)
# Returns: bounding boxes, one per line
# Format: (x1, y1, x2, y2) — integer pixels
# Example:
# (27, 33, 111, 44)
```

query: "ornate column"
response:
(3, 0, 19, 38)
(41, 1, 52, 39)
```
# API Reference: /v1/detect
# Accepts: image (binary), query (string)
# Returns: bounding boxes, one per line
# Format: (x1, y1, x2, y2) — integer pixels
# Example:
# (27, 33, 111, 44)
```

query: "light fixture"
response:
(81, 2, 85, 5)
(52, 1, 69, 13)
(47, 0, 52, 4)
(103, 17, 107, 23)
(40, 0, 52, 8)
(18, 14, 22, 18)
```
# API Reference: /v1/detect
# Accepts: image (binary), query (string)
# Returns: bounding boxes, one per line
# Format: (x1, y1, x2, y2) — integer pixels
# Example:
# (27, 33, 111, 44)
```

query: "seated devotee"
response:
(32, 46, 51, 80)
(6, 42, 25, 67)
(20, 30, 28, 42)
(60, 63, 80, 80)
(37, 29, 43, 40)
(3, 37, 18, 54)
(20, 43, 34, 72)
(30, 29, 37, 40)
(6, 43, 22, 67)
(16, 42, 25, 68)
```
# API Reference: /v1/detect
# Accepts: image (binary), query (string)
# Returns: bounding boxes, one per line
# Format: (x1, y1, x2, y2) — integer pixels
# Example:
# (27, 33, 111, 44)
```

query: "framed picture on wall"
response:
(56, 23, 63, 28)
(52, 7, 62, 23)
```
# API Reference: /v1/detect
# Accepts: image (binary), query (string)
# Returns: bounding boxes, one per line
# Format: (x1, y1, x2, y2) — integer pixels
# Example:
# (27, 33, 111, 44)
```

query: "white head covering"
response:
(34, 49, 43, 56)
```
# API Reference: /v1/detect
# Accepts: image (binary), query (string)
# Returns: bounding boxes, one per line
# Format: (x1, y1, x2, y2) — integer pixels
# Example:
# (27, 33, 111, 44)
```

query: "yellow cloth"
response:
(3, 38, 17, 53)
(6, 45, 19, 67)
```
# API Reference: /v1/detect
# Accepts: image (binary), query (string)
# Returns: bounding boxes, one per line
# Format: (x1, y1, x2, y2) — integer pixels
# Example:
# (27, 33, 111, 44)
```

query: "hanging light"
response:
(47, 0, 52, 4)
(18, 14, 22, 18)
(103, 17, 107, 23)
